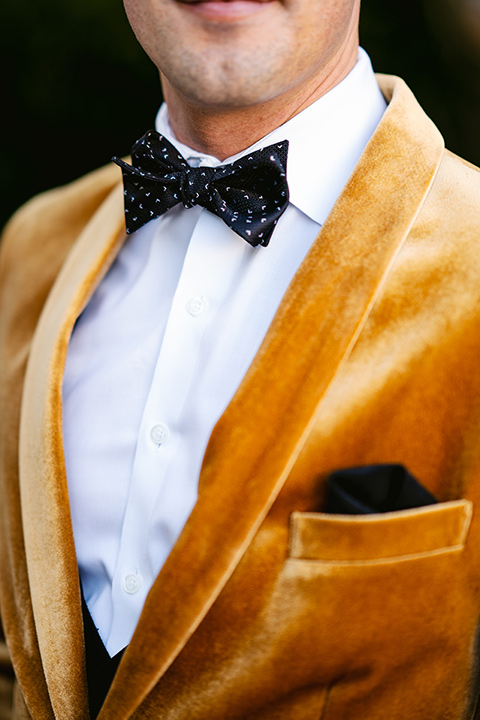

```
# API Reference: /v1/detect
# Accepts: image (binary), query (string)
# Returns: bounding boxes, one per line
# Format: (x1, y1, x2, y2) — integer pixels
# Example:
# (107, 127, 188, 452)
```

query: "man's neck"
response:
(161, 42, 359, 161)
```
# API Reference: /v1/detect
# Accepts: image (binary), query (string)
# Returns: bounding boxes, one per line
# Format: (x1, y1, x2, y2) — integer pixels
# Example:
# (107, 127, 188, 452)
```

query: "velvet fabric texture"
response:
(1, 75, 480, 719)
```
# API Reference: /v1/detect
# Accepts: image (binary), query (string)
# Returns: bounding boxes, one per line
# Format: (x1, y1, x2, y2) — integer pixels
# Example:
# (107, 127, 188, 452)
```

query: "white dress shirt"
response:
(62, 48, 386, 656)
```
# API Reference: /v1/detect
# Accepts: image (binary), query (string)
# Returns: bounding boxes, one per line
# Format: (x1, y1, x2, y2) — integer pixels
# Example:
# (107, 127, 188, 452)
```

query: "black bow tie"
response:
(113, 131, 289, 247)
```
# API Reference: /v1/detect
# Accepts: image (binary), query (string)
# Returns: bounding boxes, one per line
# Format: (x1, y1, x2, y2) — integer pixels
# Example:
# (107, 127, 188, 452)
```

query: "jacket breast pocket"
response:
(274, 500, 476, 718)
(278, 499, 477, 718)
(288, 499, 472, 563)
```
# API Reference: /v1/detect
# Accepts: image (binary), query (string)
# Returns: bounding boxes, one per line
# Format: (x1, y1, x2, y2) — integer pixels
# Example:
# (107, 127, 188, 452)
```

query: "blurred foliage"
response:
(360, 0, 480, 169)
(2, 0, 480, 229)
(1, 0, 158, 228)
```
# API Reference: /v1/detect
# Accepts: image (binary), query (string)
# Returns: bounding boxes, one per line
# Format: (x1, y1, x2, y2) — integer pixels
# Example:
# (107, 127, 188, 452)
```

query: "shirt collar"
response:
(155, 48, 386, 226)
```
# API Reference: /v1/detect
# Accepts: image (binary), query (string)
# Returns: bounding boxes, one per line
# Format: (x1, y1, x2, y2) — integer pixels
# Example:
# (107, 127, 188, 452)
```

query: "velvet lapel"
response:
(100, 76, 445, 718)
(18, 182, 126, 720)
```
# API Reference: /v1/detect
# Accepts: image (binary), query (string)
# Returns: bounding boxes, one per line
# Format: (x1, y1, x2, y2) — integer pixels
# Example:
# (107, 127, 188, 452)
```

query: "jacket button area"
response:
(124, 574, 142, 594)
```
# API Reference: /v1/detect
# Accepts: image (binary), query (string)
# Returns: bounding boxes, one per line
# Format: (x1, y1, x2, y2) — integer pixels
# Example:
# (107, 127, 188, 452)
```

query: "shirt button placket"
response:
(186, 295, 209, 317)
(124, 573, 142, 594)
(150, 423, 170, 446)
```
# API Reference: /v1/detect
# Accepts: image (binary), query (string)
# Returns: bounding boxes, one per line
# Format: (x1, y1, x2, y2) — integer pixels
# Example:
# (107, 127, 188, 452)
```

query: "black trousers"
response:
(81, 595, 125, 719)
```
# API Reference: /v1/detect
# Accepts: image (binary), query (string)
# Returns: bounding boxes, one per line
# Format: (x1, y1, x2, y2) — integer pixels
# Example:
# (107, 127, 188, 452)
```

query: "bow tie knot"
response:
(179, 166, 215, 209)
(113, 131, 289, 247)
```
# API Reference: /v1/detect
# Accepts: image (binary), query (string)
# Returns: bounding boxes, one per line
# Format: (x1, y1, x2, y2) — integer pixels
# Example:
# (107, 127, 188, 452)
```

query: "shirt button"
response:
(124, 573, 142, 594)
(186, 295, 208, 317)
(150, 423, 170, 445)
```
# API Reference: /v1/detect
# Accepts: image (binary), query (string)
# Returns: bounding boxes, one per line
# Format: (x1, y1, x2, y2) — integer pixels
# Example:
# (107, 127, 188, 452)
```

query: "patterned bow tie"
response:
(113, 131, 289, 247)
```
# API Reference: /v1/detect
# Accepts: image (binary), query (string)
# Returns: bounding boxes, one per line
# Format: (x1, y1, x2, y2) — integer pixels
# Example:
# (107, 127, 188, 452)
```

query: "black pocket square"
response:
(325, 464, 438, 515)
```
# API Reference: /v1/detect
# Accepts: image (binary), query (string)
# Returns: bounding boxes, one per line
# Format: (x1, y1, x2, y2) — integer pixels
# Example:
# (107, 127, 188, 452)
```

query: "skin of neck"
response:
(161, 25, 359, 161)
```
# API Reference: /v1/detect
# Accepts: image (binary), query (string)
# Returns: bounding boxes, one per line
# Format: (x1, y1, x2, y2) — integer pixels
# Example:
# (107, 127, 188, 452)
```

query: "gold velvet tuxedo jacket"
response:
(2, 75, 480, 720)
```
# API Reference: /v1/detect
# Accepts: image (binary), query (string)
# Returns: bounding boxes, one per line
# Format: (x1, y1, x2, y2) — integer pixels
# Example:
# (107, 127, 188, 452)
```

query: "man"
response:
(1, 0, 480, 717)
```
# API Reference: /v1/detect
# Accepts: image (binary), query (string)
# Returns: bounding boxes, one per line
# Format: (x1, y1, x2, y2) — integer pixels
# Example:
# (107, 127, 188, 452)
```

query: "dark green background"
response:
(2, 0, 480, 229)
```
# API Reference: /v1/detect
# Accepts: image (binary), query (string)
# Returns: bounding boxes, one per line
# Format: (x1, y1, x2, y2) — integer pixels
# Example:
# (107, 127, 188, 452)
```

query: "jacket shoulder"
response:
(438, 149, 480, 201)
(444, 149, 480, 176)
(423, 148, 480, 236)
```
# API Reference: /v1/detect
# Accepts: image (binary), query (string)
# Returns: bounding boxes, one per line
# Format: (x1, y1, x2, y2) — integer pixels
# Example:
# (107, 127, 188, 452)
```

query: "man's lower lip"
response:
(177, 0, 274, 21)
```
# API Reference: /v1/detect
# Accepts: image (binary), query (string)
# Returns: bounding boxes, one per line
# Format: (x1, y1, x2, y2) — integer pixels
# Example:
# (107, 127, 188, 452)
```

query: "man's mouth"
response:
(178, 0, 272, 3)
(176, 0, 275, 21)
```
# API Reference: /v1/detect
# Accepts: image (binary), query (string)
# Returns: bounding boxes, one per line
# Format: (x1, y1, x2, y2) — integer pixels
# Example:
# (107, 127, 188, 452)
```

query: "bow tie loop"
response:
(133, 129, 189, 173)
(113, 131, 289, 247)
